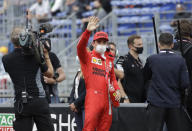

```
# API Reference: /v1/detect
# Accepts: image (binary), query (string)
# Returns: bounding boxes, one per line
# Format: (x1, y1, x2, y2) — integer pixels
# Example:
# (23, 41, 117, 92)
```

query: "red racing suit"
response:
(77, 30, 120, 131)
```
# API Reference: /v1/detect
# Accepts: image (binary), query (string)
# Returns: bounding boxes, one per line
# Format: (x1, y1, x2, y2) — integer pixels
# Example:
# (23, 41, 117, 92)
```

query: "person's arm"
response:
(2, 56, 8, 72)
(77, 30, 91, 64)
(77, 16, 99, 64)
(114, 68, 124, 79)
(44, 52, 65, 84)
(69, 74, 77, 104)
(69, 84, 77, 112)
(43, 50, 54, 78)
(180, 58, 190, 89)
(43, 67, 66, 84)
(69, 72, 86, 112)
(118, 79, 129, 103)
(116, 56, 125, 79)
(55, 67, 66, 82)
(111, 64, 120, 91)
(73, 78, 86, 108)
(143, 58, 152, 84)
(110, 63, 121, 101)
(179, 58, 190, 106)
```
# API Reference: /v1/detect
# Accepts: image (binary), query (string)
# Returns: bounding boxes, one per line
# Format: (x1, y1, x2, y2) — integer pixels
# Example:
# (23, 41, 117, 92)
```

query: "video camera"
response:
(19, 11, 53, 64)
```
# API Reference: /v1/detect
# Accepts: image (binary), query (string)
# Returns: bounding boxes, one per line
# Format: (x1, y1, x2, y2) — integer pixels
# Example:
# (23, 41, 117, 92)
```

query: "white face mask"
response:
(95, 45, 107, 54)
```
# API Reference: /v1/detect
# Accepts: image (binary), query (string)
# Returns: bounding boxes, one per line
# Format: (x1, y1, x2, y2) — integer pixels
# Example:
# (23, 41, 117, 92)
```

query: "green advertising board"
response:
(0, 113, 15, 131)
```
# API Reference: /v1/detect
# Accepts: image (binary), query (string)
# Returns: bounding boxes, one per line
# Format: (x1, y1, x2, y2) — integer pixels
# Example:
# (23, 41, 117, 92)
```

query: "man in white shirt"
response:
(29, 0, 51, 23)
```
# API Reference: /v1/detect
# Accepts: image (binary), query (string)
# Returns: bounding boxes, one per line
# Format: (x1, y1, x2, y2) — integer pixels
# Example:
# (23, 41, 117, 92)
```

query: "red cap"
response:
(93, 31, 109, 41)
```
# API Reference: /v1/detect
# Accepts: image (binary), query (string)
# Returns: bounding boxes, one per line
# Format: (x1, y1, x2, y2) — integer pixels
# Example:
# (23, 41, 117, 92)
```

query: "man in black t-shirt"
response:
(43, 52, 66, 103)
(116, 35, 146, 103)
(2, 27, 54, 131)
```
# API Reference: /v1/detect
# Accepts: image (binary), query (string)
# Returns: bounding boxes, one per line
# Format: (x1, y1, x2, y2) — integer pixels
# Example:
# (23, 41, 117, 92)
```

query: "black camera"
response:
(19, 23, 53, 64)
(19, 23, 53, 51)
(19, 11, 53, 64)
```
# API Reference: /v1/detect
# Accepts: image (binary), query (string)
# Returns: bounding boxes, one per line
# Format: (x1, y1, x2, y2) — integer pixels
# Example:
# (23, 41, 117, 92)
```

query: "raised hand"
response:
(87, 16, 100, 32)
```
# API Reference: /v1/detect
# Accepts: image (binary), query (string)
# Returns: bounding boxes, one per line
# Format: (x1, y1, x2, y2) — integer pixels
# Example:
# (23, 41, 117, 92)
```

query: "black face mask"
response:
(134, 47, 143, 54)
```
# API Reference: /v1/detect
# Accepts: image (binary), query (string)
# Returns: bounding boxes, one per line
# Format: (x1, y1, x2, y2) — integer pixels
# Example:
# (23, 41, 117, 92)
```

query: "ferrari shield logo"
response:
(98, 59, 102, 65)
(92, 58, 97, 63)
(92, 57, 102, 65)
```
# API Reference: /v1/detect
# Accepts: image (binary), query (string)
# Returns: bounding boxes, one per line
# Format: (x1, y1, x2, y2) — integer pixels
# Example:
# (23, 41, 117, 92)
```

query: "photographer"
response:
(2, 27, 54, 131)
(173, 20, 192, 119)
(43, 51, 66, 103)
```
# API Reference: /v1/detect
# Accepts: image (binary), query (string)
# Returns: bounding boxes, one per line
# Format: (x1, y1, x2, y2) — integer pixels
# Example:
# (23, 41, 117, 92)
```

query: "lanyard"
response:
(160, 50, 174, 54)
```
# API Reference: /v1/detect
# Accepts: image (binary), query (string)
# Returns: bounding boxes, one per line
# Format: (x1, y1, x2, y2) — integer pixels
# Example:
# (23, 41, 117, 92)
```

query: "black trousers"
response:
(74, 109, 85, 131)
(187, 88, 192, 119)
(13, 97, 54, 131)
(147, 104, 185, 131)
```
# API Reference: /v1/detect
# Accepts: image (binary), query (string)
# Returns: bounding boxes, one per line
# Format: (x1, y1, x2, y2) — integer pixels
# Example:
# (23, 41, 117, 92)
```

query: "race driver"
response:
(77, 16, 121, 131)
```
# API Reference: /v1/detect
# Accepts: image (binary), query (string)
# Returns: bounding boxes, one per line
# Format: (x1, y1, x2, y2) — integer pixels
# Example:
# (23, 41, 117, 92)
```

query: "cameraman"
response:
(2, 27, 54, 131)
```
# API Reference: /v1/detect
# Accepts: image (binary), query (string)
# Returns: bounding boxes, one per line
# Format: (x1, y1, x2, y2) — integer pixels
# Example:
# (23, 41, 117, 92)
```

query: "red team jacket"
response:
(77, 29, 120, 130)
(77, 29, 119, 104)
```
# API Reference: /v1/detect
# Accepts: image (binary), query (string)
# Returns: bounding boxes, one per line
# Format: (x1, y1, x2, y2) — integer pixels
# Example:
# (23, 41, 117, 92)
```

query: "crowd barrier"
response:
(0, 103, 191, 131)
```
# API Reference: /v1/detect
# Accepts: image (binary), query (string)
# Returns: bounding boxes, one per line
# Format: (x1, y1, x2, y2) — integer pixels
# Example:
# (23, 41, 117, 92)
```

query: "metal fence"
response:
(0, 0, 192, 103)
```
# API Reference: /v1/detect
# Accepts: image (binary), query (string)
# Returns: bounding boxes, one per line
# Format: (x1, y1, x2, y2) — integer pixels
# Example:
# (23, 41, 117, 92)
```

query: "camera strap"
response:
(17, 100, 24, 114)
(23, 77, 27, 93)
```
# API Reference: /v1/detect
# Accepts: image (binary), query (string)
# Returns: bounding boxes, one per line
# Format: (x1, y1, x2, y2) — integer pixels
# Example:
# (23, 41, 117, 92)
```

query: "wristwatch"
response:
(124, 96, 129, 99)
(54, 78, 58, 84)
